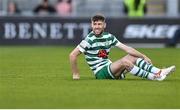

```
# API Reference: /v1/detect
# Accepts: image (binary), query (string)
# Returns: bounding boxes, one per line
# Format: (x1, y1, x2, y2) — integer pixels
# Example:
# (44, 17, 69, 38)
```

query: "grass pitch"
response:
(0, 46, 180, 109)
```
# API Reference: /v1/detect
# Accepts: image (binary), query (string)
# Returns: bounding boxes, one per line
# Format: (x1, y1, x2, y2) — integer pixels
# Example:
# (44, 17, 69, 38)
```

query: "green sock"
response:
(136, 58, 160, 74)
(130, 65, 155, 80)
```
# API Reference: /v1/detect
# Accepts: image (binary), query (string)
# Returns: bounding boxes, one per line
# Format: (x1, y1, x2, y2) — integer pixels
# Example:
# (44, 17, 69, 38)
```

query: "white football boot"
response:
(154, 70, 166, 81)
(161, 65, 176, 76)
(154, 65, 176, 81)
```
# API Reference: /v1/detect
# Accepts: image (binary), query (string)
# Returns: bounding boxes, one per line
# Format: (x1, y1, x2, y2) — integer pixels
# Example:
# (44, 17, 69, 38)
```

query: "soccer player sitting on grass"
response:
(69, 14, 176, 81)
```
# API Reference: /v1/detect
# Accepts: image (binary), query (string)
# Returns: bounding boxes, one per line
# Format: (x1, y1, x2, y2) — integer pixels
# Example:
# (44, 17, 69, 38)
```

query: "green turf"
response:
(0, 46, 180, 109)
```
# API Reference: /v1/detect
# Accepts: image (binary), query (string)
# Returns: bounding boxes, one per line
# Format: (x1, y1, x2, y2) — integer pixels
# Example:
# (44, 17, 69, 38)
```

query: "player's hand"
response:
(73, 74, 80, 80)
(143, 56, 152, 64)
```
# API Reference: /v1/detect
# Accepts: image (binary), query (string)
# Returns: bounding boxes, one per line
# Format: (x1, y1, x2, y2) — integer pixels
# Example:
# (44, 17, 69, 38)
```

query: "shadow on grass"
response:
(65, 76, 180, 83)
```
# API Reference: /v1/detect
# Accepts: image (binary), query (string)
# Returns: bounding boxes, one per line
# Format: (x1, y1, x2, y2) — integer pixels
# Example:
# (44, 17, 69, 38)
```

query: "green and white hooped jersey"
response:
(77, 31, 121, 75)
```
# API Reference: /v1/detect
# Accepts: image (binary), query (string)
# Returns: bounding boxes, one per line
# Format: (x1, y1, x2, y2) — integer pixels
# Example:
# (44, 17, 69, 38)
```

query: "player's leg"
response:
(110, 54, 136, 78)
(110, 55, 161, 80)
(136, 58, 176, 76)
(136, 58, 160, 74)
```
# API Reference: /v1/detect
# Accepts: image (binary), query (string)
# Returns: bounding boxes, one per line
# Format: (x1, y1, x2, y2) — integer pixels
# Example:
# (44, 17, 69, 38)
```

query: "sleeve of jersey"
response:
(77, 40, 89, 53)
(112, 36, 121, 47)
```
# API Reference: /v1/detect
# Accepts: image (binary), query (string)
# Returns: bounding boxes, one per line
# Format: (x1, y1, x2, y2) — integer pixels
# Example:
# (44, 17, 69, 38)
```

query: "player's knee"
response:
(121, 58, 131, 67)
(121, 58, 134, 71)
(123, 54, 137, 64)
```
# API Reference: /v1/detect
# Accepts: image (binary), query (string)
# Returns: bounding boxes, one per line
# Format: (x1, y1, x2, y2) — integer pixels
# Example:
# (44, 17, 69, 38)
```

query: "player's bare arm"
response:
(117, 42, 152, 64)
(69, 46, 82, 80)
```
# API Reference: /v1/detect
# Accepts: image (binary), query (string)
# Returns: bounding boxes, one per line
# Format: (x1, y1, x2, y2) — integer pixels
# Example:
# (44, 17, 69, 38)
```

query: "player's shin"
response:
(136, 58, 160, 74)
(129, 65, 157, 80)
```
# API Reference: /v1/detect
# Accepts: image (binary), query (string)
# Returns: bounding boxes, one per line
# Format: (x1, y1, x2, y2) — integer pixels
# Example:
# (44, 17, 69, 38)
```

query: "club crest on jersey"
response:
(98, 49, 108, 59)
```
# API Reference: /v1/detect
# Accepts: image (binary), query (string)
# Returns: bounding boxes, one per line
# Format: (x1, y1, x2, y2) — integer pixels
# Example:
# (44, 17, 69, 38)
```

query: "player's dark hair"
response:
(91, 14, 105, 22)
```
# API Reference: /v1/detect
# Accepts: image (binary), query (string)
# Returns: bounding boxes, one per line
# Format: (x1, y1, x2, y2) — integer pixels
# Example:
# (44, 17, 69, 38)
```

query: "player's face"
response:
(91, 20, 106, 36)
